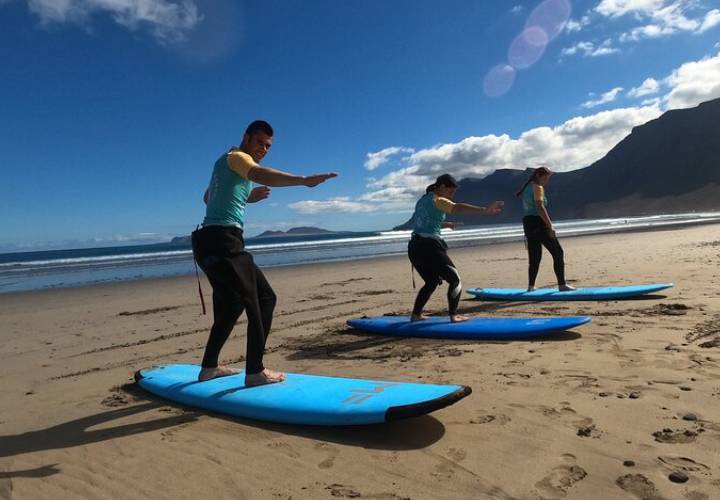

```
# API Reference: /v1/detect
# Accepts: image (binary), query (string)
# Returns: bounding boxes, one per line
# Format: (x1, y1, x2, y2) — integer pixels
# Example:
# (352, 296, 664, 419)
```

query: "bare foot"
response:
(410, 314, 429, 322)
(450, 314, 469, 323)
(559, 284, 576, 291)
(527, 286, 537, 292)
(245, 368, 286, 387)
(198, 365, 241, 382)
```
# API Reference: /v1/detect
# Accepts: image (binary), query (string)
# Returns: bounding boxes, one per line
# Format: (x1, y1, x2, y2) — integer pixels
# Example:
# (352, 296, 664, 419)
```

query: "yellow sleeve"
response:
(532, 184, 545, 202)
(433, 195, 455, 214)
(226, 151, 258, 180)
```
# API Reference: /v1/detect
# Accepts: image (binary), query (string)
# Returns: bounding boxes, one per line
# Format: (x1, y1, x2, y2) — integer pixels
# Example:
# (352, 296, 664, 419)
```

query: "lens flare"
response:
(483, 64, 516, 97)
(508, 28, 547, 69)
(525, 0, 571, 42)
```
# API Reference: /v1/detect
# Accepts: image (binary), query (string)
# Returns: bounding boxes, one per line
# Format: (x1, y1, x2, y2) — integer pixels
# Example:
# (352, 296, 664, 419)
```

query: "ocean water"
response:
(2, 212, 719, 294)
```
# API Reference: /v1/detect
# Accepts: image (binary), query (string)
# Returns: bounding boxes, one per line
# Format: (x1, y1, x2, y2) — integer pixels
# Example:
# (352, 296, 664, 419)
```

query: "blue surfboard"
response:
(467, 283, 673, 301)
(346, 315, 591, 340)
(134, 364, 470, 426)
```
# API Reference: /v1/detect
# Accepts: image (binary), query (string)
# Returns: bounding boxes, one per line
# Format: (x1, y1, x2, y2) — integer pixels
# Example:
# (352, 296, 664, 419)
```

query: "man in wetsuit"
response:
(192, 120, 336, 385)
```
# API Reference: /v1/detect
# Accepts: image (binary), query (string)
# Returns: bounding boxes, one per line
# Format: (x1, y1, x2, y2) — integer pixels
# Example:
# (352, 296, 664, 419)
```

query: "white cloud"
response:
(360, 104, 663, 202)
(664, 50, 720, 108)
(596, 0, 673, 18)
(294, 50, 720, 217)
(628, 77, 660, 97)
(289, 197, 376, 214)
(23, 0, 201, 43)
(565, 15, 591, 33)
(699, 9, 720, 33)
(364, 146, 414, 171)
(562, 39, 620, 57)
(510, 5, 523, 15)
(582, 87, 625, 108)
(597, 0, 718, 41)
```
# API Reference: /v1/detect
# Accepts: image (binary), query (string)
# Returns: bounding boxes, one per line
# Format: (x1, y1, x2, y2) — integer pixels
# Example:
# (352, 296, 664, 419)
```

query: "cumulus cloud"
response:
(357, 104, 663, 203)
(582, 87, 625, 108)
(565, 15, 591, 33)
(364, 146, 414, 171)
(628, 78, 660, 97)
(293, 50, 720, 216)
(21, 0, 201, 43)
(664, 50, 720, 108)
(699, 9, 720, 33)
(289, 197, 376, 214)
(561, 39, 620, 57)
(596, 0, 719, 42)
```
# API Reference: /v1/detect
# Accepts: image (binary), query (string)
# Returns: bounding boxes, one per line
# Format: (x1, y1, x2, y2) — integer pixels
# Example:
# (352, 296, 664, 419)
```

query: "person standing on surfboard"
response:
(192, 120, 337, 385)
(517, 167, 575, 292)
(408, 174, 504, 323)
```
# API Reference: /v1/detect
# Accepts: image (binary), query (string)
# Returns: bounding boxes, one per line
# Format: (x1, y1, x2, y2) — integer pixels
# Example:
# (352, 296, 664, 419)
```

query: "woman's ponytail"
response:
(516, 166, 551, 197)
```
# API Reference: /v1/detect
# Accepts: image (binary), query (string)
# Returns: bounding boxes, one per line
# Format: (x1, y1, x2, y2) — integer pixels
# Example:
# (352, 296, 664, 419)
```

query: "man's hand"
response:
(247, 186, 271, 203)
(303, 173, 338, 187)
(486, 200, 504, 215)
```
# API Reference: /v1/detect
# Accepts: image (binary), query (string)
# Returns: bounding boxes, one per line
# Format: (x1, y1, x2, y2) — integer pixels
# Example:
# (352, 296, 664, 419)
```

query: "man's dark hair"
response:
(245, 120, 274, 137)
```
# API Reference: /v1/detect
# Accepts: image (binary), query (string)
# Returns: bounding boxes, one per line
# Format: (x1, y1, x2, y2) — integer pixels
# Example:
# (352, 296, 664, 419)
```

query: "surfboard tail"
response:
(385, 385, 472, 422)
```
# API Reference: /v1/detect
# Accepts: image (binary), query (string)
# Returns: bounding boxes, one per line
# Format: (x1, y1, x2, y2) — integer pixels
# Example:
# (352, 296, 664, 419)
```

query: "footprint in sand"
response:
(616, 474, 664, 500)
(325, 483, 361, 498)
(534, 459, 587, 499)
(658, 456, 709, 474)
(446, 447, 467, 462)
(652, 428, 698, 444)
(684, 492, 709, 500)
(315, 442, 339, 469)
(469, 413, 511, 425)
(267, 440, 301, 459)
(538, 404, 594, 432)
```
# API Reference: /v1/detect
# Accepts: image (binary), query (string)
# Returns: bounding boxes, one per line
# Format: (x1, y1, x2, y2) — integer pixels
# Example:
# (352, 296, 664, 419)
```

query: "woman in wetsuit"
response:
(517, 167, 575, 292)
(408, 174, 504, 323)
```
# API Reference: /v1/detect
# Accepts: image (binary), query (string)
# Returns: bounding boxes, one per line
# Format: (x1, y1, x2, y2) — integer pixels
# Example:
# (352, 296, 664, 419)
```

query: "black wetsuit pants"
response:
(523, 215, 566, 288)
(191, 226, 276, 374)
(408, 234, 462, 316)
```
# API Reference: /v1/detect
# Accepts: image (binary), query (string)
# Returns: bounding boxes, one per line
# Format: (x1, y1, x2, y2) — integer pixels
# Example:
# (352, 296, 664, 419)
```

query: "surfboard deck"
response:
(346, 315, 591, 339)
(134, 364, 470, 426)
(467, 283, 673, 301)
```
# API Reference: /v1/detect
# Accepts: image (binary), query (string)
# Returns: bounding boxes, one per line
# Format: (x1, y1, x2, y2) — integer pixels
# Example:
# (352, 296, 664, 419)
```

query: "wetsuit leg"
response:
(436, 252, 462, 315)
(193, 227, 274, 375)
(524, 216, 544, 288)
(408, 236, 441, 316)
(199, 260, 244, 368)
(540, 236, 566, 286)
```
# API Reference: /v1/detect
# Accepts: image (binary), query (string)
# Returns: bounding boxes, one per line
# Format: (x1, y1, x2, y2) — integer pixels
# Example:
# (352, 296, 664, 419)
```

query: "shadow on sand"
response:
(0, 402, 199, 459)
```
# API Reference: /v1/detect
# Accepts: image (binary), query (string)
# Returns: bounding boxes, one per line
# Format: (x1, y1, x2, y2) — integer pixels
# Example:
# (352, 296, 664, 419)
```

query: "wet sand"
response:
(1, 224, 719, 499)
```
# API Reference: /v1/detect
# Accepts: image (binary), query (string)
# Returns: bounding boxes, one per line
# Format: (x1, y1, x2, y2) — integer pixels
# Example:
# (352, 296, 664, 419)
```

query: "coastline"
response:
(3, 211, 720, 296)
(1, 223, 719, 499)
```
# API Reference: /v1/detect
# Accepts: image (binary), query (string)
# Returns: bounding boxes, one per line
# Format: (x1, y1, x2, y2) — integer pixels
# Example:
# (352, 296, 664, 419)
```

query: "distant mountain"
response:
(256, 227, 336, 238)
(170, 226, 341, 243)
(395, 98, 720, 229)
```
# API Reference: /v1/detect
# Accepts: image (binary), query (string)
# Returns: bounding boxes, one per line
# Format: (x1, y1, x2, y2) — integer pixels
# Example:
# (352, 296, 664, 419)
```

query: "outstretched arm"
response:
(248, 166, 337, 187)
(451, 200, 504, 215)
(227, 150, 337, 188)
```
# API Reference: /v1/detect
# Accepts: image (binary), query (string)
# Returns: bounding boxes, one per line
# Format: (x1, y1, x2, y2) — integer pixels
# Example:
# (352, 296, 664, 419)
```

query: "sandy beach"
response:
(1, 223, 719, 500)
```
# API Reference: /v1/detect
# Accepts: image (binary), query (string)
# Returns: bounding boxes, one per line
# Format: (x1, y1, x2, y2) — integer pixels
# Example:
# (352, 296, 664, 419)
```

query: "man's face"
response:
(244, 132, 273, 162)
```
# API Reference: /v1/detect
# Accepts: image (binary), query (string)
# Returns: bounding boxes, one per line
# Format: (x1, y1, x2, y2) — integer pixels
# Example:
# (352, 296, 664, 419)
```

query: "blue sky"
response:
(1, 0, 719, 251)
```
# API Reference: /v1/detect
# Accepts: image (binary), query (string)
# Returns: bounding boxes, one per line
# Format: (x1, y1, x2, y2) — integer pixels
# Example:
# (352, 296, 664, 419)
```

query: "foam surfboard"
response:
(346, 315, 591, 340)
(134, 364, 470, 426)
(466, 283, 673, 301)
